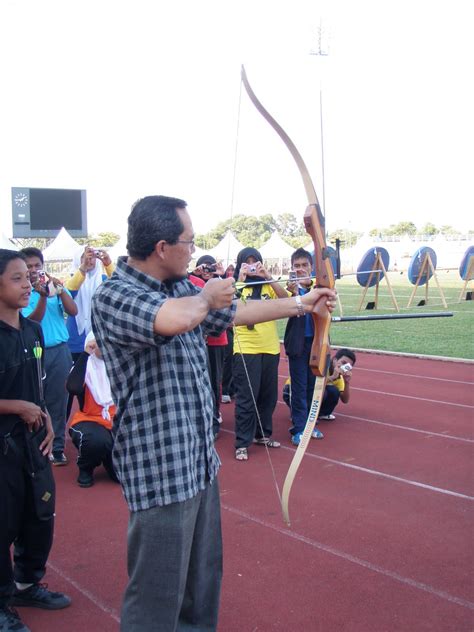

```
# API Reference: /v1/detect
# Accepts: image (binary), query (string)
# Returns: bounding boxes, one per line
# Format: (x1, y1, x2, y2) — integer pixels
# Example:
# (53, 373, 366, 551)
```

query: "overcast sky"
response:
(1, 0, 472, 240)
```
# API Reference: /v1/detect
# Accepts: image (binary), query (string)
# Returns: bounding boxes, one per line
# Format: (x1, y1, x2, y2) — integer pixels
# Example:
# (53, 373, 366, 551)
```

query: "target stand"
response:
(407, 247, 447, 308)
(356, 247, 399, 312)
(458, 247, 474, 302)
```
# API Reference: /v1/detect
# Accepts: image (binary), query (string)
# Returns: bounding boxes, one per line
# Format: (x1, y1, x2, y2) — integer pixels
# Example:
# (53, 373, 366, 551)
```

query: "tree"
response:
(439, 225, 461, 236)
(420, 223, 438, 236)
(328, 229, 362, 248)
(196, 214, 276, 249)
(385, 222, 417, 236)
(274, 213, 305, 238)
(76, 232, 121, 247)
(13, 237, 52, 250)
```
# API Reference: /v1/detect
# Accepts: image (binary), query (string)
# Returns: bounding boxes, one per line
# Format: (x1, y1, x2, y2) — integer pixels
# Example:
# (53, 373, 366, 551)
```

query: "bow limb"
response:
(241, 65, 335, 525)
(281, 209, 334, 525)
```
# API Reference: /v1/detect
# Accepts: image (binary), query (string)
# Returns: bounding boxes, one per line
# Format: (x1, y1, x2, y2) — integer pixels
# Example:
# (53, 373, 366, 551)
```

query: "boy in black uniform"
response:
(0, 250, 71, 632)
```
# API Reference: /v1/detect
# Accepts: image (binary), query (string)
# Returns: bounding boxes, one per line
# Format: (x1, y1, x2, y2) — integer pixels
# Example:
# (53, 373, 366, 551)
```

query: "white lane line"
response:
(335, 412, 474, 444)
(221, 428, 473, 500)
(221, 504, 474, 611)
(278, 371, 474, 408)
(299, 450, 474, 501)
(355, 366, 474, 385)
(275, 399, 472, 443)
(352, 386, 474, 409)
(48, 560, 121, 623)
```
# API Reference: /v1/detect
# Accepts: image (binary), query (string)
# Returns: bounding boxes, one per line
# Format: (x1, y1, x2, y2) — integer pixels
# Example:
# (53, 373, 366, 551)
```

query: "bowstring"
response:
(229, 73, 282, 503)
(232, 320, 283, 505)
(226, 75, 243, 268)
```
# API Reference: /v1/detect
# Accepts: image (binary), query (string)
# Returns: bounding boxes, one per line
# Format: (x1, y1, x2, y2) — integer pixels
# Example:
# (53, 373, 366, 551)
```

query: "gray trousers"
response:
(121, 479, 222, 632)
(44, 342, 73, 453)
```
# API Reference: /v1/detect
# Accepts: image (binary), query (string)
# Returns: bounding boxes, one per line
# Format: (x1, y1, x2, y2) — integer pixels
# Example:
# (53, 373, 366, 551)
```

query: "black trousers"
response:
(69, 421, 115, 478)
(320, 384, 341, 417)
(66, 351, 82, 421)
(0, 433, 54, 604)
(207, 345, 225, 420)
(221, 328, 235, 398)
(233, 353, 280, 449)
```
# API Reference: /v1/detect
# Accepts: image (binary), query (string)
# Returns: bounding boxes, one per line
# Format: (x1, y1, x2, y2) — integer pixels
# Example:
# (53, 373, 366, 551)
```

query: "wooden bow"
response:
(241, 65, 335, 525)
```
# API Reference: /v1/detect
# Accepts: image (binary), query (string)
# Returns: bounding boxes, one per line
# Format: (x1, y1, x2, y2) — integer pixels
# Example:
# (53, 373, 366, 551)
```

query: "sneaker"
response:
(221, 394, 231, 404)
(291, 432, 302, 446)
(311, 428, 324, 439)
(11, 584, 71, 610)
(0, 605, 31, 632)
(319, 414, 336, 421)
(50, 451, 68, 466)
(77, 469, 94, 488)
(217, 414, 223, 424)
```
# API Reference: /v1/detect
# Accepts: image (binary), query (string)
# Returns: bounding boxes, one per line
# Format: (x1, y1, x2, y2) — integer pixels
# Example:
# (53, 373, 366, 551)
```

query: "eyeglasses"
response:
(176, 239, 195, 247)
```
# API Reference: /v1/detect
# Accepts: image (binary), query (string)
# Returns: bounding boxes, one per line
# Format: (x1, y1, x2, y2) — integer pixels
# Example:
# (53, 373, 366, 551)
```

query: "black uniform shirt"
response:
(0, 315, 44, 435)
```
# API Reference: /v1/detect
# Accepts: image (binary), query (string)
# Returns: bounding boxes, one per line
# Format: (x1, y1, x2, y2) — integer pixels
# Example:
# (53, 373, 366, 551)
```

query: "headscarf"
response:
(84, 332, 114, 420)
(196, 254, 216, 267)
(71, 250, 104, 336)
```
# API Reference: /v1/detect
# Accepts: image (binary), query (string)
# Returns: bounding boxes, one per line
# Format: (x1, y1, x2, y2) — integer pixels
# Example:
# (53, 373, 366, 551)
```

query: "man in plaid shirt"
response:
(92, 195, 336, 631)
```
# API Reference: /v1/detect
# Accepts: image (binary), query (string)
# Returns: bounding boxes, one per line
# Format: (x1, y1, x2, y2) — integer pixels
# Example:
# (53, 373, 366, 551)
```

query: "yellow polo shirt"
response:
(233, 284, 281, 355)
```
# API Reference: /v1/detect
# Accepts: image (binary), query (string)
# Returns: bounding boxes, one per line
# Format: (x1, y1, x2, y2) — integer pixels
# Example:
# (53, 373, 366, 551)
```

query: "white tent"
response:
(0, 233, 18, 250)
(259, 232, 293, 275)
(107, 234, 127, 262)
(42, 227, 82, 261)
(259, 232, 294, 259)
(190, 245, 206, 263)
(207, 231, 246, 265)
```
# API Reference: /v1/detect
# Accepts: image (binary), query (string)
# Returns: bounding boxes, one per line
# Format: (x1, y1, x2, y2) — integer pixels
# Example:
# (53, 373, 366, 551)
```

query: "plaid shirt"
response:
(91, 257, 236, 512)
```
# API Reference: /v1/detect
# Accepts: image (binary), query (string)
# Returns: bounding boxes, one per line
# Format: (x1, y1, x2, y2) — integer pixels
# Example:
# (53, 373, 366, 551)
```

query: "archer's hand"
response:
(300, 287, 337, 317)
(201, 277, 235, 309)
(39, 413, 54, 456)
(16, 401, 47, 431)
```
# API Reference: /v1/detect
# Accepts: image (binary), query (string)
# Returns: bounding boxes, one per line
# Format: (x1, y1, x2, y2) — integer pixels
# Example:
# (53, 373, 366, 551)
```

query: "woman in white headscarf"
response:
(65, 246, 114, 420)
(67, 332, 118, 488)
(65, 246, 114, 359)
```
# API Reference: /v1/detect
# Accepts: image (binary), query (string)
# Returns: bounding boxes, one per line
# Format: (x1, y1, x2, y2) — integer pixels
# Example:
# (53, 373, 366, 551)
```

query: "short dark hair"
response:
(20, 247, 44, 264)
(335, 347, 356, 365)
(127, 195, 187, 260)
(0, 249, 26, 276)
(291, 248, 312, 265)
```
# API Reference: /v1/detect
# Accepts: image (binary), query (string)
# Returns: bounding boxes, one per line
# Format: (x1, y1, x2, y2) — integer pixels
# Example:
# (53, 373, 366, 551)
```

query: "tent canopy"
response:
(0, 233, 18, 250)
(207, 231, 246, 265)
(42, 227, 82, 261)
(259, 232, 294, 259)
(107, 234, 127, 262)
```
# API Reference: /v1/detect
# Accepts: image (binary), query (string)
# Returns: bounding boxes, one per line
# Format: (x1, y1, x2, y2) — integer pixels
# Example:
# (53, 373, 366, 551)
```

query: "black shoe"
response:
(50, 451, 68, 466)
(0, 605, 31, 632)
(11, 584, 71, 610)
(77, 469, 94, 488)
(102, 460, 120, 484)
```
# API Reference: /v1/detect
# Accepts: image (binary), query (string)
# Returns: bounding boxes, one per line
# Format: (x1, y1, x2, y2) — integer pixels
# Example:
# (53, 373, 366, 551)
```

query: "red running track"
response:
(19, 351, 474, 632)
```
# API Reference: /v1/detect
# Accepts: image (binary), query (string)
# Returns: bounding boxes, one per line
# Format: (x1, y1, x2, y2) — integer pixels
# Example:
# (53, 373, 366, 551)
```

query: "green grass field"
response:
(276, 271, 474, 360)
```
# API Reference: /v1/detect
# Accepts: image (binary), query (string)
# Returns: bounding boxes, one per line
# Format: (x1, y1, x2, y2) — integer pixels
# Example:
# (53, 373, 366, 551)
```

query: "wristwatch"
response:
(295, 295, 305, 317)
